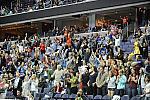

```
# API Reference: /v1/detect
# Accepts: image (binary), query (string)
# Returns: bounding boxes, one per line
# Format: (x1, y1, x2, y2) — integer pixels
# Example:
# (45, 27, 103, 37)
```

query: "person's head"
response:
(21, 62, 24, 67)
(131, 68, 136, 75)
(139, 68, 144, 75)
(16, 72, 20, 78)
(57, 65, 61, 71)
(145, 74, 150, 82)
(118, 69, 124, 76)
(113, 60, 117, 65)
(31, 74, 36, 80)
(98, 67, 104, 73)
(24, 76, 29, 82)
(77, 89, 83, 97)
(70, 72, 76, 77)
(17, 90, 21, 96)
(109, 71, 113, 77)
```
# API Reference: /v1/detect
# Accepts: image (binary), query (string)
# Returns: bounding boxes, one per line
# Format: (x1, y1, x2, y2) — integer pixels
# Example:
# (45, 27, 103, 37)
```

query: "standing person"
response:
(128, 68, 138, 98)
(96, 67, 108, 96)
(69, 72, 78, 94)
(39, 40, 46, 55)
(22, 76, 30, 97)
(87, 66, 98, 96)
(81, 67, 89, 94)
(134, 39, 141, 58)
(138, 68, 146, 95)
(12, 71, 22, 97)
(116, 69, 127, 96)
(51, 65, 64, 86)
(107, 71, 116, 98)
(143, 75, 150, 100)
(29, 74, 39, 97)
(113, 34, 121, 48)
(64, 69, 71, 94)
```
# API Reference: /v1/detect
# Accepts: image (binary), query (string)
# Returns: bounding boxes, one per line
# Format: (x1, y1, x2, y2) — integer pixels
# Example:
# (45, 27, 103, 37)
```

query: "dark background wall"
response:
(0, 0, 149, 25)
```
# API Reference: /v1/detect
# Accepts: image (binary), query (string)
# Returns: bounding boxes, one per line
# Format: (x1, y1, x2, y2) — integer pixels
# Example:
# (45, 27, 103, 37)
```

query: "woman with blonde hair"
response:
(134, 39, 140, 58)
(107, 71, 116, 98)
(116, 69, 127, 96)
(29, 74, 38, 97)
(22, 76, 30, 97)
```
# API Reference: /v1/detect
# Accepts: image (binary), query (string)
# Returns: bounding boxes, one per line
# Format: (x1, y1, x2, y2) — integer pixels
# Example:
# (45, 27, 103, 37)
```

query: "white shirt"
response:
(18, 45, 24, 52)
(30, 79, 38, 92)
(107, 76, 116, 89)
(14, 78, 20, 88)
(115, 38, 121, 47)
(144, 82, 150, 97)
(140, 75, 146, 88)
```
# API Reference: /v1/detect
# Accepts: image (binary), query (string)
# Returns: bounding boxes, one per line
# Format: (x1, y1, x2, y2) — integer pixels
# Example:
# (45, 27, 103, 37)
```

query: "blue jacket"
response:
(117, 75, 127, 89)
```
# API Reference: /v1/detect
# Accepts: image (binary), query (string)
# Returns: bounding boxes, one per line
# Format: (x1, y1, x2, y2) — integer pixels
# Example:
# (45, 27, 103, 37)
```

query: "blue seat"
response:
(40, 93, 45, 98)
(94, 95, 102, 100)
(87, 95, 94, 99)
(121, 95, 129, 100)
(130, 96, 141, 100)
(5, 96, 15, 99)
(44, 88, 50, 94)
(6, 91, 13, 96)
(54, 93, 62, 99)
(148, 47, 150, 51)
(38, 88, 42, 93)
(35, 93, 41, 98)
(61, 94, 69, 99)
(69, 94, 77, 99)
(34, 97, 39, 100)
(102, 95, 111, 100)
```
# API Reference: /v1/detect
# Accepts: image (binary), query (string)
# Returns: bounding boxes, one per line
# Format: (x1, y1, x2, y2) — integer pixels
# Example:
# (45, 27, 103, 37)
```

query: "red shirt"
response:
(40, 43, 45, 51)
(0, 82, 5, 89)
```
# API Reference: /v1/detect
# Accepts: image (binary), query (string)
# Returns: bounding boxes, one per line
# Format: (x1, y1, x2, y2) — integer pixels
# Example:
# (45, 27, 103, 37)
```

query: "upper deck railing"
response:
(0, 0, 149, 26)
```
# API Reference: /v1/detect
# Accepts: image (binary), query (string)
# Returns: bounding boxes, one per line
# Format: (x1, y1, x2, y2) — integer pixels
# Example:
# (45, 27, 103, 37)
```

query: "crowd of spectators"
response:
(0, 0, 87, 16)
(0, 24, 149, 100)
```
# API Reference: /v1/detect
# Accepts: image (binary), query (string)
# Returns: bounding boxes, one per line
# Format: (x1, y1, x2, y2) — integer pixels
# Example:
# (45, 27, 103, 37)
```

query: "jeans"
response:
(66, 88, 71, 94)
(97, 85, 107, 96)
(137, 86, 144, 95)
(31, 91, 36, 97)
(70, 87, 78, 94)
(116, 89, 125, 97)
(82, 85, 88, 94)
(128, 88, 137, 98)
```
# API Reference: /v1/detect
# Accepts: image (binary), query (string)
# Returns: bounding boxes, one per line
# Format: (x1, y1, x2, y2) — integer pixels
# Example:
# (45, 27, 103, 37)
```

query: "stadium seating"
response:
(102, 95, 111, 100)
(121, 95, 129, 100)
(94, 95, 102, 100)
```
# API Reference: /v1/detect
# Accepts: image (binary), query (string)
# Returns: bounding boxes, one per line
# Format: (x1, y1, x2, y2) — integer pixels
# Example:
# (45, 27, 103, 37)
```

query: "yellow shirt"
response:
(70, 76, 78, 88)
(134, 41, 140, 54)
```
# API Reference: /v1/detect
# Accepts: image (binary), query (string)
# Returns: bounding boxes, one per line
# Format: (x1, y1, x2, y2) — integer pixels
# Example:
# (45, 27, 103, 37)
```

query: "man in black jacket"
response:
(12, 71, 22, 97)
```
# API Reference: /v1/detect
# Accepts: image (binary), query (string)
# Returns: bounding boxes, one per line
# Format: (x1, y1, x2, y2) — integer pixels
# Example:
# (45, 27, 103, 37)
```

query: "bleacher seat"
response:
(5, 91, 15, 99)
(6, 91, 13, 96)
(54, 93, 62, 99)
(130, 96, 141, 100)
(61, 94, 69, 99)
(121, 95, 129, 100)
(102, 95, 111, 100)
(87, 95, 94, 100)
(40, 93, 45, 98)
(34, 97, 39, 100)
(44, 88, 50, 94)
(35, 93, 41, 98)
(38, 88, 42, 93)
(94, 95, 102, 100)
(69, 94, 77, 99)
(5, 96, 15, 99)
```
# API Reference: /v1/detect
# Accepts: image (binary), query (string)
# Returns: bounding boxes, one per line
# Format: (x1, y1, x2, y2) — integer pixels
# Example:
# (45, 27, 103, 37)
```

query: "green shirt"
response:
(70, 76, 78, 88)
